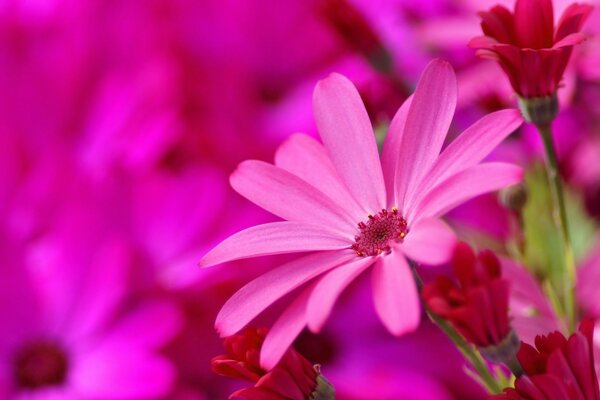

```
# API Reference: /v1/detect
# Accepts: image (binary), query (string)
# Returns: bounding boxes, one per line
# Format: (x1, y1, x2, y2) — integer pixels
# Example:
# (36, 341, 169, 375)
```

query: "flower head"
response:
(422, 243, 512, 348)
(469, 0, 593, 98)
(201, 59, 523, 368)
(211, 327, 334, 400)
(493, 320, 600, 400)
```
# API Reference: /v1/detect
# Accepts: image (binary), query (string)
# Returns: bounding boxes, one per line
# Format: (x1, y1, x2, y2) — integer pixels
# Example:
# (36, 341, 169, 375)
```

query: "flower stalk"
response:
(536, 122, 577, 333)
(411, 262, 503, 395)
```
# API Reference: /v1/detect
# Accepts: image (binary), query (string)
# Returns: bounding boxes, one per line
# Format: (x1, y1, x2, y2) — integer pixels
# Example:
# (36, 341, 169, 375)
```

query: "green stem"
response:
(411, 264, 503, 394)
(536, 123, 577, 333)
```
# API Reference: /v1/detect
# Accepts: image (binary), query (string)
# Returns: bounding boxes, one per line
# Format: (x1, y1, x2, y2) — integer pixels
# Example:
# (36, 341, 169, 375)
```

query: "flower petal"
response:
(200, 221, 352, 268)
(274, 133, 364, 220)
(555, 3, 593, 43)
(313, 73, 386, 212)
(401, 218, 457, 266)
(215, 250, 354, 337)
(406, 109, 523, 212)
(381, 95, 413, 205)
(372, 251, 420, 335)
(394, 59, 457, 211)
(230, 160, 356, 231)
(515, 0, 554, 49)
(306, 257, 375, 333)
(260, 286, 312, 370)
(410, 162, 523, 221)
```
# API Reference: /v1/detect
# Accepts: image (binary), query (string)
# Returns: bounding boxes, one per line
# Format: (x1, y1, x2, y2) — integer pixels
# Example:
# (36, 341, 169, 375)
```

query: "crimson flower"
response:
(201, 59, 523, 369)
(469, 0, 593, 98)
(493, 320, 600, 400)
(211, 327, 333, 400)
(422, 242, 512, 348)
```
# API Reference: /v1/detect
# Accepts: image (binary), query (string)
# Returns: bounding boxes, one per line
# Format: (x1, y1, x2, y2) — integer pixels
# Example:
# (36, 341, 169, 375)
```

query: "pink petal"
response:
(199, 221, 352, 268)
(406, 109, 523, 211)
(230, 160, 356, 232)
(72, 347, 175, 399)
(401, 218, 456, 266)
(553, 32, 588, 48)
(215, 250, 355, 337)
(371, 251, 420, 335)
(515, 0, 554, 49)
(313, 73, 386, 212)
(260, 286, 312, 370)
(102, 301, 183, 349)
(410, 162, 523, 221)
(274, 133, 364, 219)
(394, 59, 457, 211)
(306, 257, 375, 332)
(381, 95, 413, 205)
(555, 3, 593, 43)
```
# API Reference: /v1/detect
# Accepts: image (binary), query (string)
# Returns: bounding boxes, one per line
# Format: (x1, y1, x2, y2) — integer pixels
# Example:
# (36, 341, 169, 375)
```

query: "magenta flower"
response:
(201, 59, 524, 369)
(0, 210, 182, 399)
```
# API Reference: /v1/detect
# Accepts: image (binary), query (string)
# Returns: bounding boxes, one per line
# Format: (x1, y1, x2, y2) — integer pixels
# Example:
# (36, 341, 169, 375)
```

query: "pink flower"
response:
(201, 59, 524, 369)
(0, 208, 182, 399)
(469, 0, 593, 98)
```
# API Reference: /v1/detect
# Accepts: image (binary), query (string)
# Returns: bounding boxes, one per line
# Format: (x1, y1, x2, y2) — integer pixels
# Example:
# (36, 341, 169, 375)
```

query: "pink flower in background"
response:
(469, 0, 593, 98)
(0, 208, 182, 399)
(201, 59, 524, 368)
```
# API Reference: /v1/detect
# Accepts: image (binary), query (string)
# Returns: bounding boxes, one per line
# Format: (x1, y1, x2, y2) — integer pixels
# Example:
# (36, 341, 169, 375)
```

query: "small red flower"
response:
(422, 242, 511, 348)
(211, 327, 333, 400)
(469, 0, 593, 98)
(493, 320, 600, 400)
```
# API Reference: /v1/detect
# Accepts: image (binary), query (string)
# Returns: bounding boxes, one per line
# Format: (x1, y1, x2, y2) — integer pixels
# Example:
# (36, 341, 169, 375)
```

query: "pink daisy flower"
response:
(201, 59, 524, 369)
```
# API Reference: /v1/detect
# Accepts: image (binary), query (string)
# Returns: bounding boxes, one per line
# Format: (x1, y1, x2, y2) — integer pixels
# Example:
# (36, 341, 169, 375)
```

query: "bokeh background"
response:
(2, 0, 600, 398)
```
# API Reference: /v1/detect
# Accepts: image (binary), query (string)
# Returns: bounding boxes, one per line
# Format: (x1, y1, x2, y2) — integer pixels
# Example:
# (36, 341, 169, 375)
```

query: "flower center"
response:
(351, 208, 408, 257)
(14, 341, 68, 389)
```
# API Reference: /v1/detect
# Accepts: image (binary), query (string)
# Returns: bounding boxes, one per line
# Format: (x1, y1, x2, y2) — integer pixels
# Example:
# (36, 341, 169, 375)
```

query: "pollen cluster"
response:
(351, 208, 408, 257)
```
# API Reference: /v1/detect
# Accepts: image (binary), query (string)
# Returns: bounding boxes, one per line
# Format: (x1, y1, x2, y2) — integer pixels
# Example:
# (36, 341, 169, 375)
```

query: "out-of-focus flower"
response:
(201, 59, 524, 369)
(469, 0, 593, 99)
(0, 207, 182, 399)
(422, 243, 513, 349)
(211, 327, 334, 400)
(422, 243, 521, 374)
(493, 320, 600, 399)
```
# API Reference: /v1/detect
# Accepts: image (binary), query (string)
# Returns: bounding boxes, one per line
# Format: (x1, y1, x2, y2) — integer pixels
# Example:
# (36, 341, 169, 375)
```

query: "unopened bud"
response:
(310, 365, 335, 400)
(518, 94, 558, 126)
(479, 329, 523, 377)
(500, 184, 528, 212)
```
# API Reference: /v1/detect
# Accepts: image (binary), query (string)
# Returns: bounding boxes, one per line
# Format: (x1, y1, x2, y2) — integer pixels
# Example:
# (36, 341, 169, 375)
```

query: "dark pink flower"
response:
(469, 0, 593, 98)
(211, 327, 333, 400)
(422, 243, 512, 347)
(201, 59, 524, 368)
(493, 320, 600, 400)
